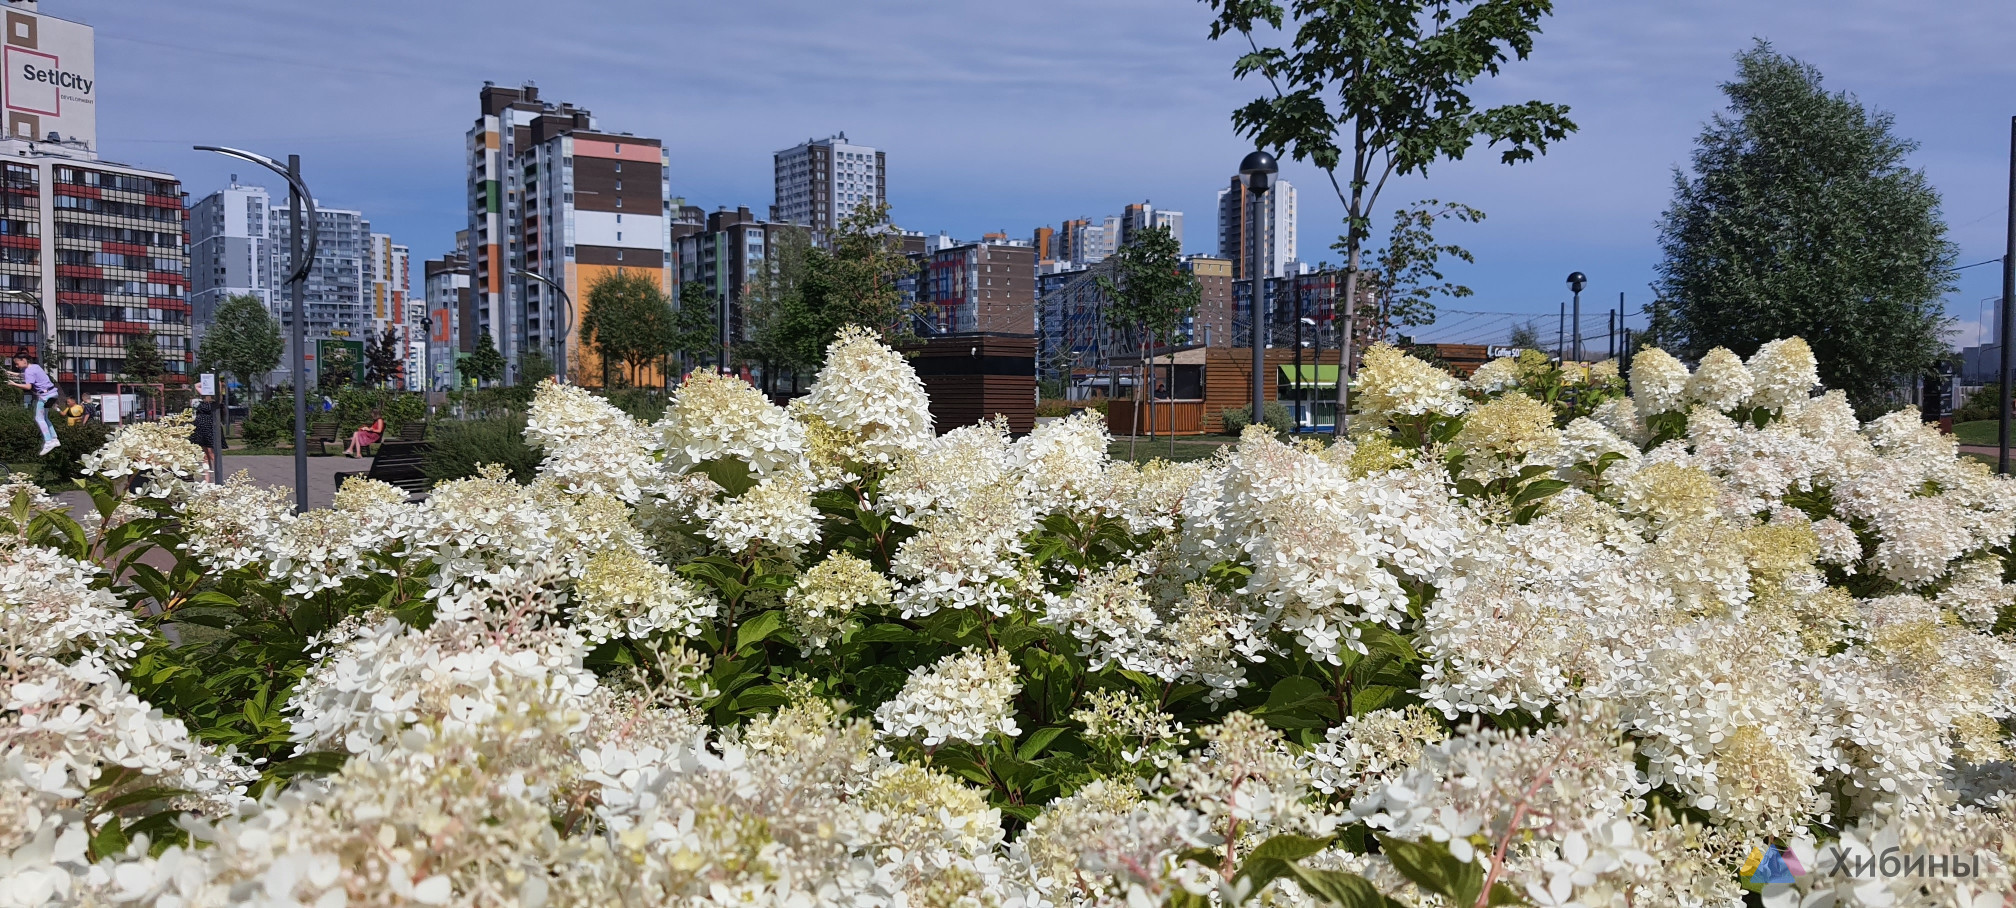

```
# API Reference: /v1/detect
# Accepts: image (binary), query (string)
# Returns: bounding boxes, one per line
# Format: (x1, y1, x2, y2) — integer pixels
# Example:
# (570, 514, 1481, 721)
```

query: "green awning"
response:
(1278, 364, 1340, 389)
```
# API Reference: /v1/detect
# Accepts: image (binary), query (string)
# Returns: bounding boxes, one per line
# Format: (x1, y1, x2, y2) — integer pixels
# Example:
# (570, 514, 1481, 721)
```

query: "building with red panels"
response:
(920, 241, 1035, 335)
(0, 138, 189, 396)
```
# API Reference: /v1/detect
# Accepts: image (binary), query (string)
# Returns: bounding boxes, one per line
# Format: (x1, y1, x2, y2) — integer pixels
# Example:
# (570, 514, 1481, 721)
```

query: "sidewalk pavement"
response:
(52, 454, 370, 516)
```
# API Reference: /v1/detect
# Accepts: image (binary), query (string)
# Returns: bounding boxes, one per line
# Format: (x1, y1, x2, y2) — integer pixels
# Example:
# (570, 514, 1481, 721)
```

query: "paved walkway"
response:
(53, 454, 369, 515)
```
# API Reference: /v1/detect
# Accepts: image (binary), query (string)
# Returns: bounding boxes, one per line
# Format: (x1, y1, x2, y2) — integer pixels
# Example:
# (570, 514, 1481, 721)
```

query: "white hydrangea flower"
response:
(657, 369, 806, 476)
(874, 648, 1022, 747)
(1629, 347, 1690, 416)
(1352, 343, 1469, 424)
(526, 379, 663, 502)
(794, 325, 934, 466)
(1745, 337, 1819, 411)
(1685, 347, 1754, 412)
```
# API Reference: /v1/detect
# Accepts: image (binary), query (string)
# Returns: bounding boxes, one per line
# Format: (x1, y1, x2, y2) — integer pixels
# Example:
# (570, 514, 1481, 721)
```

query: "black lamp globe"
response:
(1239, 150, 1279, 193)
(1566, 271, 1587, 293)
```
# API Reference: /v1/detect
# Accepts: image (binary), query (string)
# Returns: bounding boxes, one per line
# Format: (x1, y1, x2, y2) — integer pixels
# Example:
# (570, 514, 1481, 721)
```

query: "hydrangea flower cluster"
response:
(6, 331, 2016, 908)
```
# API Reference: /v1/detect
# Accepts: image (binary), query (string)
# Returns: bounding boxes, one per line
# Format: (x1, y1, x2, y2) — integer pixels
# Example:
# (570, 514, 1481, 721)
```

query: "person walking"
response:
(191, 396, 219, 481)
(8, 351, 59, 455)
(57, 396, 86, 426)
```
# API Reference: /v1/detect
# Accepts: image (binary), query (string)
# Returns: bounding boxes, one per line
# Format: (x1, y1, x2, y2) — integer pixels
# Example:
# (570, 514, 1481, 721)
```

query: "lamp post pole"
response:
(2000, 115, 2016, 474)
(1566, 272, 1586, 363)
(513, 269, 572, 384)
(197, 146, 318, 512)
(1239, 151, 1278, 428)
(420, 313, 433, 403)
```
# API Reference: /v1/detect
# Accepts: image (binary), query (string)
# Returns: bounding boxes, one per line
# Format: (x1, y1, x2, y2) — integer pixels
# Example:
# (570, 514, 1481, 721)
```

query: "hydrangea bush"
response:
(4, 326, 2015, 907)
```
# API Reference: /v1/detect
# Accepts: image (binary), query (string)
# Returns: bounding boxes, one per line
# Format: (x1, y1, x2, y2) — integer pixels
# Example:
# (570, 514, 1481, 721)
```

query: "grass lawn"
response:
(1955, 420, 1998, 447)
(1104, 431, 1337, 464)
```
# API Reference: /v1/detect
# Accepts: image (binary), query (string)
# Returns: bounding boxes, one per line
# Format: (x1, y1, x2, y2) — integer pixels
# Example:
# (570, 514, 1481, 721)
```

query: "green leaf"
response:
(735, 610, 787, 655)
(1284, 863, 1408, 907)
(1376, 835, 1522, 906)
(1510, 478, 1570, 507)
(852, 623, 914, 644)
(1016, 727, 1067, 761)
(97, 785, 193, 812)
(88, 816, 128, 859)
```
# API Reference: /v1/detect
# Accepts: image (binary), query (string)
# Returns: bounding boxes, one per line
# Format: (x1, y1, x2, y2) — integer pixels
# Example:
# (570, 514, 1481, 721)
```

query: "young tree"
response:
(1367, 200, 1483, 342)
(1096, 225, 1200, 458)
(123, 333, 165, 383)
(670, 281, 722, 376)
(791, 200, 917, 368)
(1507, 319, 1543, 352)
(579, 270, 675, 388)
(1652, 42, 1954, 414)
(196, 293, 283, 398)
(317, 344, 356, 393)
(462, 330, 506, 388)
(517, 352, 554, 387)
(1204, 0, 1577, 434)
(364, 324, 403, 388)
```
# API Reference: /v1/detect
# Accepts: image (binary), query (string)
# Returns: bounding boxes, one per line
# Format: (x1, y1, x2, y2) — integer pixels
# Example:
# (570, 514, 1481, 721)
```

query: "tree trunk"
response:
(1334, 244, 1362, 438)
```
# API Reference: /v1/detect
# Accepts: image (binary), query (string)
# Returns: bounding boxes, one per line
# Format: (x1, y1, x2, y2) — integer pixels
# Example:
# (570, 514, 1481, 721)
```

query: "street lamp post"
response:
(196, 146, 318, 513)
(1566, 272, 1586, 363)
(419, 313, 434, 403)
(1239, 151, 1278, 428)
(513, 269, 572, 384)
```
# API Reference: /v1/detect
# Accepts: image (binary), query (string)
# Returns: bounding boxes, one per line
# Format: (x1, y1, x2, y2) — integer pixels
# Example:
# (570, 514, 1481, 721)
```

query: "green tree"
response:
(1651, 42, 1954, 414)
(364, 324, 403, 388)
(1507, 319, 1543, 351)
(739, 228, 816, 387)
(516, 351, 554, 387)
(579, 270, 674, 388)
(1096, 225, 1199, 458)
(1204, 0, 1577, 434)
(462, 330, 506, 388)
(671, 281, 722, 376)
(783, 201, 916, 374)
(196, 293, 283, 398)
(1367, 200, 1482, 342)
(317, 344, 355, 393)
(123, 333, 165, 383)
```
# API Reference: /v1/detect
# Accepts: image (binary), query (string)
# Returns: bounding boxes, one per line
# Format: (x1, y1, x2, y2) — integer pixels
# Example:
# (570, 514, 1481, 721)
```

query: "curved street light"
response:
(512, 269, 572, 385)
(195, 146, 318, 512)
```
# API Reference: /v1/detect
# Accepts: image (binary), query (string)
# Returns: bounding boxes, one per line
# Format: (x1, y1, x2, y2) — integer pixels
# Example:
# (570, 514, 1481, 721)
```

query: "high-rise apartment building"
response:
(671, 205, 804, 364)
(0, 3, 192, 397)
(919, 240, 1036, 335)
(268, 204, 370, 385)
(363, 233, 411, 383)
(1120, 202, 1184, 249)
(1183, 255, 1233, 348)
(188, 180, 273, 336)
(467, 82, 673, 385)
(1216, 176, 1297, 281)
(191, 181, 391, 388)
(773, 132, 884, 239)
(422, 246, 469, 391)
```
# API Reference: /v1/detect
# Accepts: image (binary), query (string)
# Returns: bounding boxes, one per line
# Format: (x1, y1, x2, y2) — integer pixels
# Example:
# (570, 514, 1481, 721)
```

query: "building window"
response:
(615, 198, 622, 209)
(616, 251, 624, 261)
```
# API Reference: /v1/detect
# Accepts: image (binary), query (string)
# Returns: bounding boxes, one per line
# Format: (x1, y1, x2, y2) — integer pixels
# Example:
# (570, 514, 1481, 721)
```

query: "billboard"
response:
(2, 8, 93, 149)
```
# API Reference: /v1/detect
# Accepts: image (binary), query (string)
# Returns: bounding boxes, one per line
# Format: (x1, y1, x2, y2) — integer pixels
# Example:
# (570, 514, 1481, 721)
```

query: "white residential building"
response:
(1215, 176, 1297, 281)
(773, 132, 885, 239)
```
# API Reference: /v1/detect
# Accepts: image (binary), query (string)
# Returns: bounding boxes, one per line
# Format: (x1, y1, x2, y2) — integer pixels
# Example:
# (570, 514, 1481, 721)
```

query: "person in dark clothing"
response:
(191, 397, 219, 482)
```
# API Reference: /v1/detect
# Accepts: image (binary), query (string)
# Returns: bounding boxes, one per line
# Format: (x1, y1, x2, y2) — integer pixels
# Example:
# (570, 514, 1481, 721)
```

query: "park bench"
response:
(305, 416, 340, 455)
(390, 420, 425, 443)
(334, 440, 433, 497)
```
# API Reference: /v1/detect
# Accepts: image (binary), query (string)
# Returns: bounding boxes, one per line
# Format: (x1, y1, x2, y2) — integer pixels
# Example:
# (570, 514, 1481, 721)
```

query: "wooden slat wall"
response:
(912, 335, 1038, 435)
(1107, 400, 1206, 436)
(1201, 348, 1306, 433)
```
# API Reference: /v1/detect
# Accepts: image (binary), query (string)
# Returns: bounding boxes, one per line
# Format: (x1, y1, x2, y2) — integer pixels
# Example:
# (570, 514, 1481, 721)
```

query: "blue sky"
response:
(67, 0, 2016, 348)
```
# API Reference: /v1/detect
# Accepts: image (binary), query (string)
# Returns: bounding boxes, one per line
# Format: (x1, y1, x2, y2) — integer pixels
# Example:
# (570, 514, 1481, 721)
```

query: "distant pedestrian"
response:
(57, 396, 86, 426)
(191, 396, 220, 481)
(7, 351, 59, 455)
